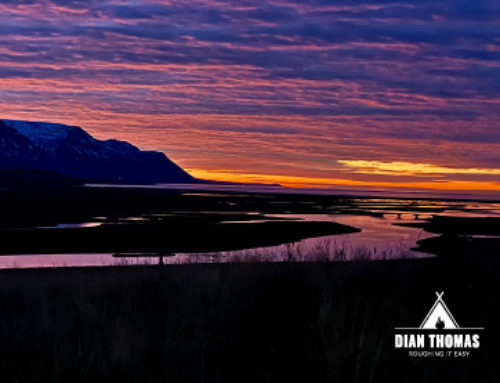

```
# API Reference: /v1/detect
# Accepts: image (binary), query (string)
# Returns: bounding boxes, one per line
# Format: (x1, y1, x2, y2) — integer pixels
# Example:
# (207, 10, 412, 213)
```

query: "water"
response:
(0, 213, 435, 269)
(36, 223, 102, 229)
(0, 198, 497, 269)
(162, 214, 435, 264)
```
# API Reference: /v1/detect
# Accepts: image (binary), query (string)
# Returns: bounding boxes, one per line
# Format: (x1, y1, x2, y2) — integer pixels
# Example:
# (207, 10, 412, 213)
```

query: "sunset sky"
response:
(0, 0, 499, 194)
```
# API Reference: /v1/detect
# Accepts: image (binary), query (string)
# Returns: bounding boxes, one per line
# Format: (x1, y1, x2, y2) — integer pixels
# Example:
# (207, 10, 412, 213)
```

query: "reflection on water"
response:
(164, 214, 435, 264)
(0, 214, 435, 269)
(335, 199, 500, 218)
(1, 198, 498, 269)
(0, 253, 164, 269)
(36, 222, 102, 229)
(434, 209, 500, 218)
(0, 253, 113, 269)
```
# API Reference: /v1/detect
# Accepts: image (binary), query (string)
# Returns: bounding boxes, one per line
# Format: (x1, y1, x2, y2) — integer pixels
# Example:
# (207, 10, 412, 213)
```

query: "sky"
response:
(0, 0, 499, 195)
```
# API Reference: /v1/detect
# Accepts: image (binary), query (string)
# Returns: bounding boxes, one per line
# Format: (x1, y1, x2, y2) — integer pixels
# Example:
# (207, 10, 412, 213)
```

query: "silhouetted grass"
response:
(0, 253, 498, 383)
(159, 234, 427, 264)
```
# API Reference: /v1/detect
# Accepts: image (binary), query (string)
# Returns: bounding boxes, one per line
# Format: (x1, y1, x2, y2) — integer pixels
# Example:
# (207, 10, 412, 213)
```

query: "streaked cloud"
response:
(0, 0, 498, 193)
(339, 161, 500, 177)
(188, 168, 500, 192)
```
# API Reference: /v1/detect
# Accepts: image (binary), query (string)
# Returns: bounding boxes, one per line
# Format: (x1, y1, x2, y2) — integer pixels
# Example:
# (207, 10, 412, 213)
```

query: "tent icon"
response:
(419, 292, 459, 330)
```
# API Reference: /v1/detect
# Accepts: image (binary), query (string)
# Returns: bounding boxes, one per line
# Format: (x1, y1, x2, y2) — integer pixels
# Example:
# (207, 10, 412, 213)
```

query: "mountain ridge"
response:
(0, 119, 196, 184)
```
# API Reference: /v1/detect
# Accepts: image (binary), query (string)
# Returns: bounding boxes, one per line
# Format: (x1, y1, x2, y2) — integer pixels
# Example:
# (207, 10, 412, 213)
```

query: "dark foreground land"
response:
(0, 181, 499, 382)
(0, 253, 499, 383)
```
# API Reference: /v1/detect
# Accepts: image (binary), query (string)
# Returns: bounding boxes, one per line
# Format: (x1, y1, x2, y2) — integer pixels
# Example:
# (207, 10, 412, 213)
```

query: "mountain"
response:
(0, 119, 195, 183)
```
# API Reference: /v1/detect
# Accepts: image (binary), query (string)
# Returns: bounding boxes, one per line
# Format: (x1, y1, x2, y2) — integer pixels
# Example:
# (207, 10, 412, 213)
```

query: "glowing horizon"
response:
(187, 168, 500, 193)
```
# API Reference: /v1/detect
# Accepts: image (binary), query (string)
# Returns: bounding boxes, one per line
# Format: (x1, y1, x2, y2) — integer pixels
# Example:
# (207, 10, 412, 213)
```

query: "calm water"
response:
(0, 213, 434, 269)
(0, 198, 498, 269)
(162, 214, 435, 264)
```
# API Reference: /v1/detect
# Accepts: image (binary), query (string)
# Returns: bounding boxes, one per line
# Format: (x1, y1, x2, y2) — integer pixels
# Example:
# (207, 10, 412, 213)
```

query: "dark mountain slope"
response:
(0, 119, 195, 184)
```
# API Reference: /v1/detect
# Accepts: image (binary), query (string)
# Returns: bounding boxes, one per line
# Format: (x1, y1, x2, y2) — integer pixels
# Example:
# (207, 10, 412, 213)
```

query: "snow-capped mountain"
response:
(0, 119, 195, 183)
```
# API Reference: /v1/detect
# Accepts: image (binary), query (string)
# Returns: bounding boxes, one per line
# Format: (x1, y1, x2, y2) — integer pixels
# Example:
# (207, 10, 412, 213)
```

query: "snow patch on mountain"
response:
(0, 118, 195, 183)
(3, 120, 82, 143)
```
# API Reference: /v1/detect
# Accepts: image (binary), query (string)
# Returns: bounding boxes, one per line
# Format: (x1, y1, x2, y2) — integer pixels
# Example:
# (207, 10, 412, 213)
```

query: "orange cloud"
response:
(187, 169, 500, 192)
(338, 160, 500, 177)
